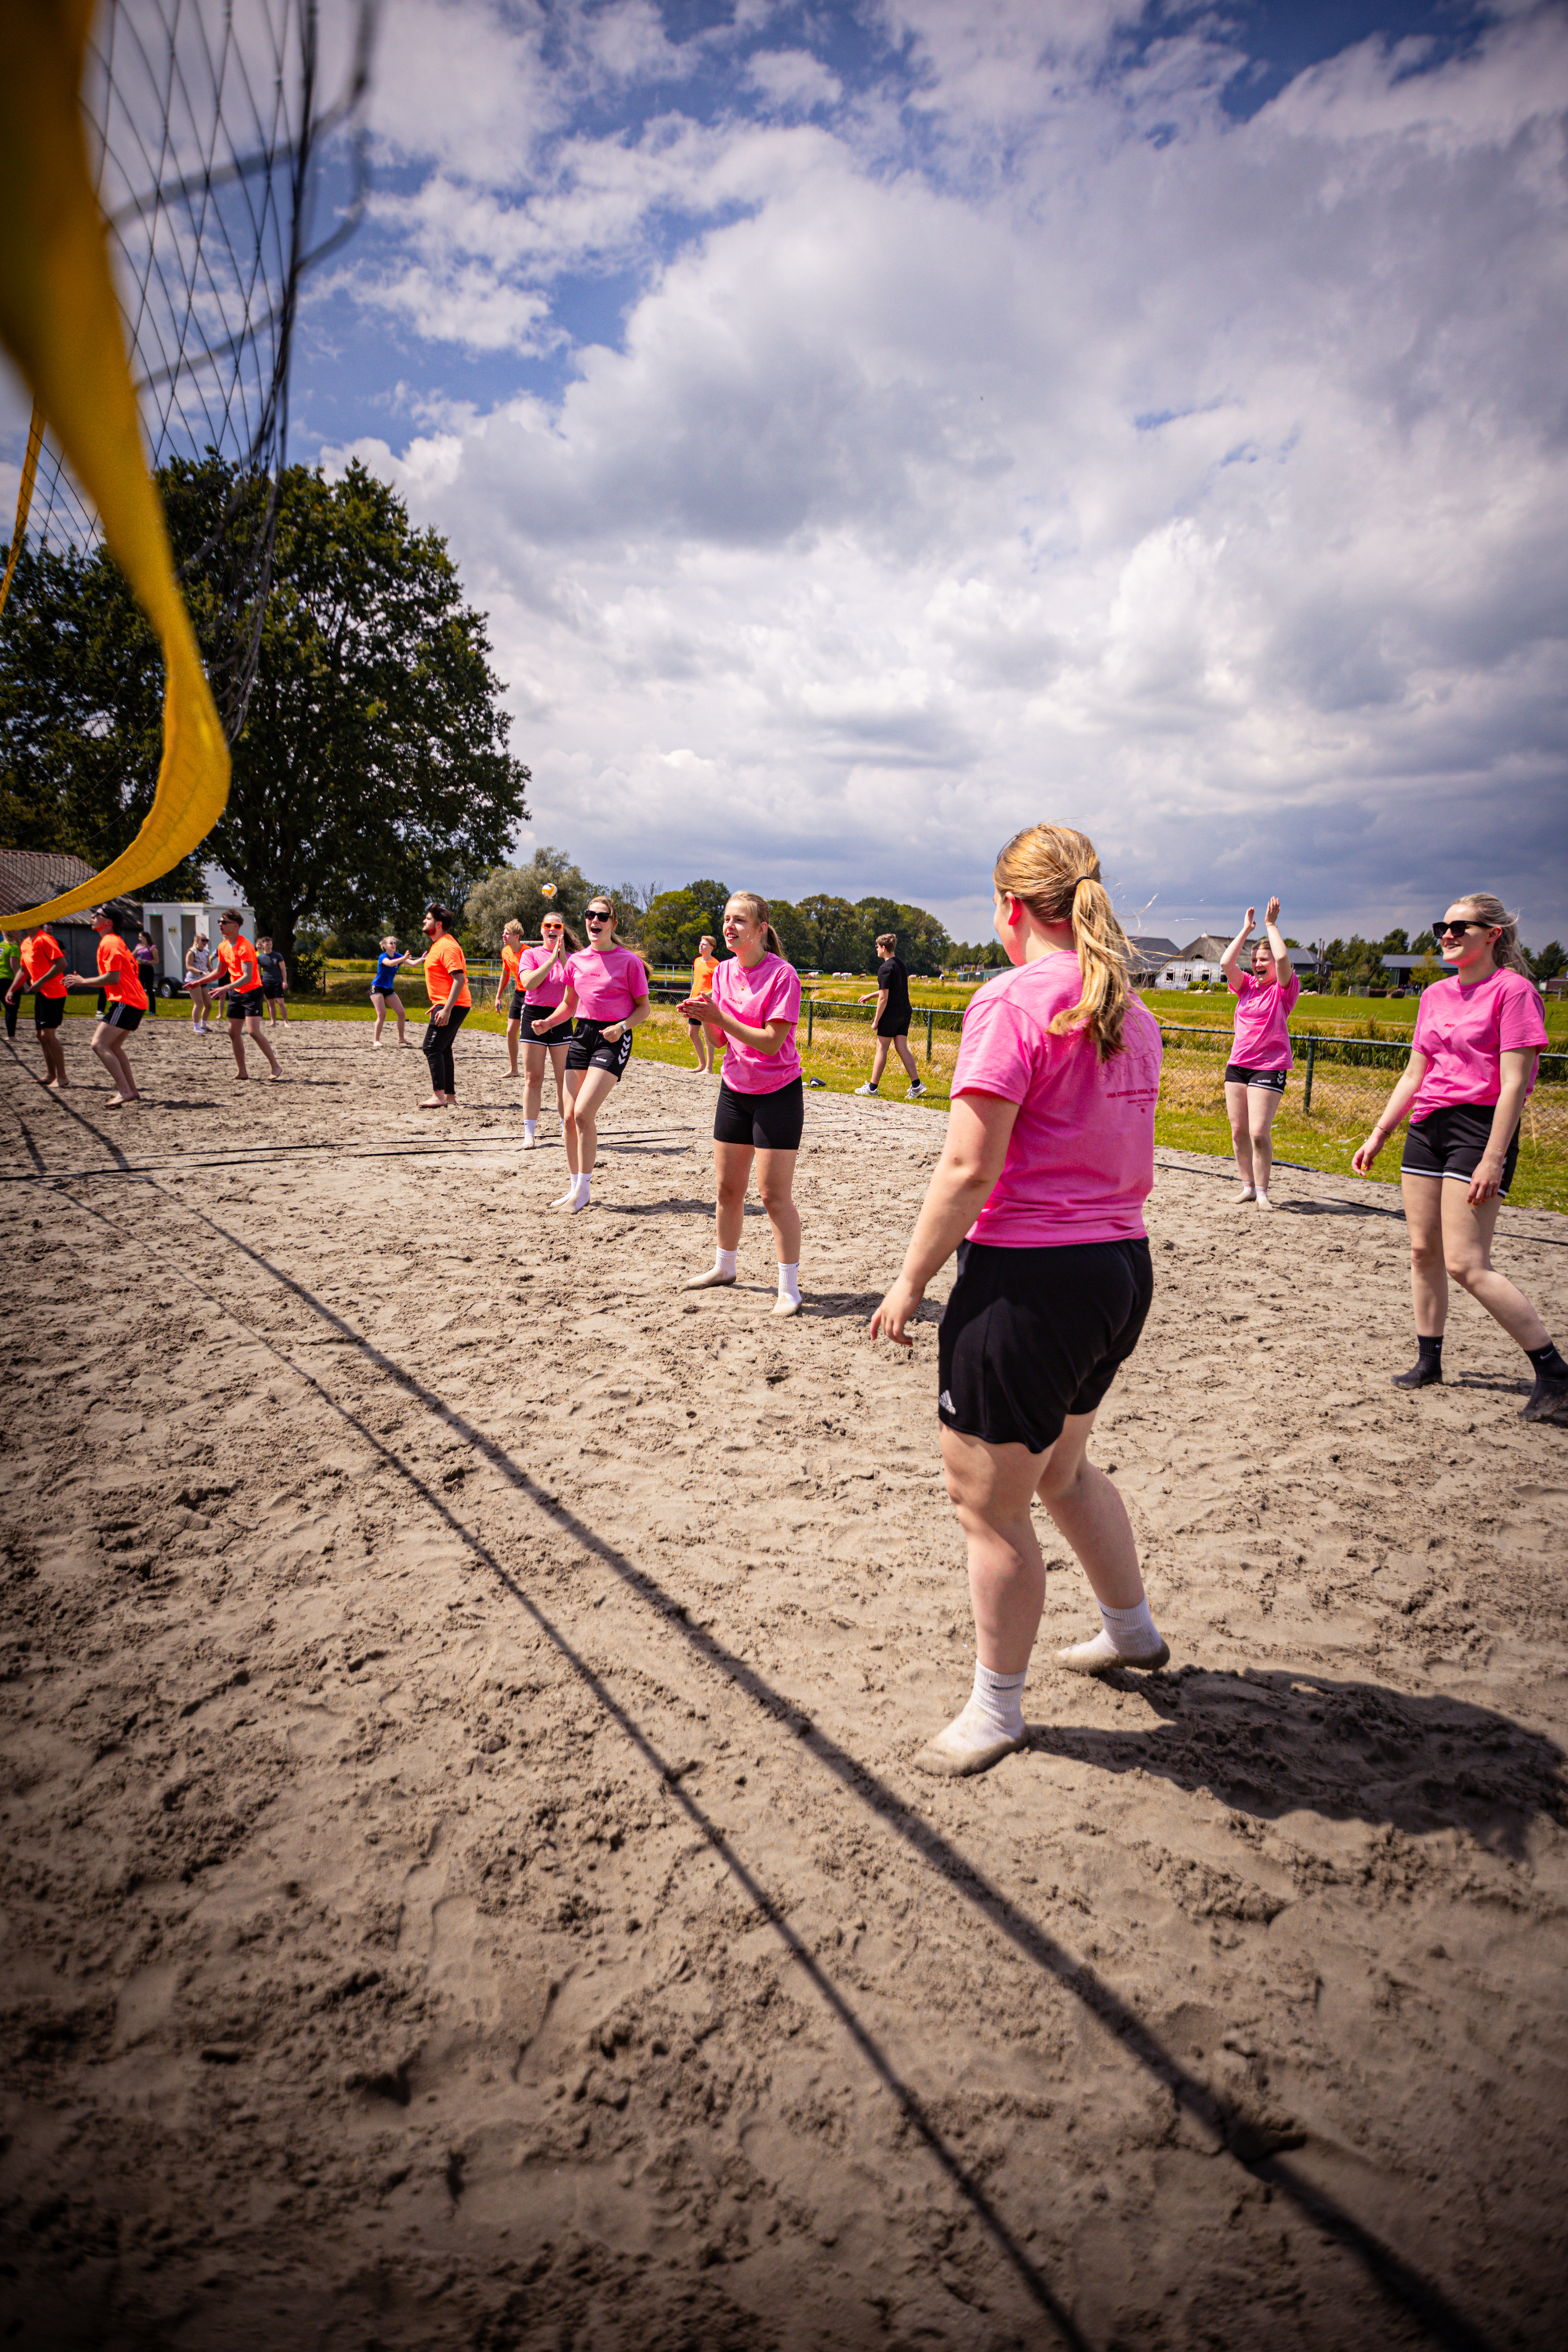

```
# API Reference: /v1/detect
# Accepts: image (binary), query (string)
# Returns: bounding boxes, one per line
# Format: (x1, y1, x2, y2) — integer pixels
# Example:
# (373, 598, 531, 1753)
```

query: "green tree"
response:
(795, 893, 868, 971)
(768, 899, 814, 966)
(1, 456, 532, 960)
(641, 879, 730, 966)
(855, 896, 953, 976)
(1530, 939, 1564, 984)
(466, 846, 594, 953)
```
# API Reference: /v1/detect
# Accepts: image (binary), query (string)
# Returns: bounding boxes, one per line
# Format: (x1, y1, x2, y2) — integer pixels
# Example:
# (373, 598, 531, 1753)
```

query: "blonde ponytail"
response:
(1451, 892, 1531, 977)
(992, 824, 1134, 1059)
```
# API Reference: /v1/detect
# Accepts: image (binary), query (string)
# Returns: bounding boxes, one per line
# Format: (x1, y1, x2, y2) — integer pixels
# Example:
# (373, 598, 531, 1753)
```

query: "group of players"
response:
(5, 833, 1565, 1772)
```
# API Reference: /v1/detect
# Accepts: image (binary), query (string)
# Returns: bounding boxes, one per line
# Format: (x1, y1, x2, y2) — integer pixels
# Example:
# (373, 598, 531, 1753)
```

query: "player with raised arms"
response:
(1353, 892, 1566, 1421)
(681, 893, 804, 1315)
(532, 897, 649, 1210)
(4, 924, 70, 1089)
(514, 909, 576, 1149)
(1220, 895, 1298, 1208)
(871, 824, 1167, 1777)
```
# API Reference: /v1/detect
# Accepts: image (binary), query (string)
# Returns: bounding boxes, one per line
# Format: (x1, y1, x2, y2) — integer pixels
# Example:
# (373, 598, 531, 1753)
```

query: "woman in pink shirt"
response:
(871, 825, 1167, 1778)
(680, 892, 805, 1316)
(1220, 896, 1299, 1208)
(1353, 893, 1565, 1422)
(512, 912, 576, 1149)
(532, 897, 650, 1211)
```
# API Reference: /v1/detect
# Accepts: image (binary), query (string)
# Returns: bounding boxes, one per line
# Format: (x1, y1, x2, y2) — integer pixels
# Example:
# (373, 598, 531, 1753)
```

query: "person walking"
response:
(5, 924, 70, 1088)
(496, 920, 527, 1077)
(257, 936, 289, 1025)
(515, 911, 575, 1148)
(65, 910, 149, 1107)
(681, 893, 805, 1315)
(184, 931, 214, 1033)
(133, 927, 160, 1018)
(532, 898, 650, 1210)
(688, 934, 720, 1073)
(418, 904, 470, 1108)
(212, 910, 283, 1081)
(855, 933, 926, 1098)
(0, 933, 20, 1041)
(1220, 898, 1298, 1207)
(1353, 893, 1566, 1423)
(870, 823, 1167, 1778)
(371, 937, 412, 1046)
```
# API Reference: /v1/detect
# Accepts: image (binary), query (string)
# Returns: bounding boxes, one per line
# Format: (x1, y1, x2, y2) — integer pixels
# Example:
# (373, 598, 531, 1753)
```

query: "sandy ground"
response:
(2, 1014, 1566, 2352)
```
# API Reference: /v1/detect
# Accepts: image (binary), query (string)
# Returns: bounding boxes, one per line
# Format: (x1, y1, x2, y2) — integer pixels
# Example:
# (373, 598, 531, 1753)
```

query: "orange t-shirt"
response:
(501, 945, 521, 990)
(691, 953, 719, 997)
(98, 933, 149, 1011)
(20, 932, 67, 998)
(425, 935, 471, 1009)
(216, 935, 262, 995)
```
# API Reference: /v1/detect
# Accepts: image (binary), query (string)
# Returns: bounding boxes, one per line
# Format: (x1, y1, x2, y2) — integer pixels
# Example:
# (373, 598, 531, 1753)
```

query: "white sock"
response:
(715, 1245, 738, 1278)
(1098, 1598, 1162, 1657)
(1239, 1182, 1256, 1200)
(524, 1118, 536, 1138)
(777, 1261, 800, 1305)
(1256, 1189, 1272, 1208)
(971, 1660, 1026, 1738)
(572, 1172, 590, 1203)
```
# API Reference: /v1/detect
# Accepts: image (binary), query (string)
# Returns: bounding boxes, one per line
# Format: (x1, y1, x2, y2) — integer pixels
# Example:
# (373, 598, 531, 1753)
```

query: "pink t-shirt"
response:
(1228, 967, 1300, 1070)
(712, 953, 801, 1094)
(953, 953, 1163, 1247)
(565, 945, 648, 1023)
(518, 945, 568, 1007)
(1410, 968, 1547, 1118)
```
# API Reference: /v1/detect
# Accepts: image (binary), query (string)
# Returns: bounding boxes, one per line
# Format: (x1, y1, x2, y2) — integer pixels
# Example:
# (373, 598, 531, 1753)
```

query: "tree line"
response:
(1317, 927, 1565, 990)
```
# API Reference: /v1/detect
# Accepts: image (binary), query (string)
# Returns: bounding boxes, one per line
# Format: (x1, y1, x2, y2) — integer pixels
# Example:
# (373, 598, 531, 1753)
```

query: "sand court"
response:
(2, 1018, 1566, 2349)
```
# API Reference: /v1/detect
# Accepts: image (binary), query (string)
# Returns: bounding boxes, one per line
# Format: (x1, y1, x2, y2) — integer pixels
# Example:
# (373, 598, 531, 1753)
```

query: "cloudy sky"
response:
(9, 0, 1568, 949)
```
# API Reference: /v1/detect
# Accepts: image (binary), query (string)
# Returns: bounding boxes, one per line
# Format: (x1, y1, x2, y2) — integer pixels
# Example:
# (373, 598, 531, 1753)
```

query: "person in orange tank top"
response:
(212, 911, 283, 1081)
(688, 935, 720, 1072)
(64, 909, 148, 1107)
(419, 904, 471, 1107)
(5, 924, 70, 1090)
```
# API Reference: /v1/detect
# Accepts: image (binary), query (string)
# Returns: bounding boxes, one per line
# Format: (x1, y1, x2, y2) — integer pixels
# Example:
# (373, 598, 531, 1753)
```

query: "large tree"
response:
(0, 456, 532, 957)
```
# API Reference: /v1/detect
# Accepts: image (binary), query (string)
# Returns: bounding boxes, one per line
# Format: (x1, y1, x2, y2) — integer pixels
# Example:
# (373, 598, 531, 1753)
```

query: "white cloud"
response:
(746, 49, 844, 113)
(314, 2, 1568, 940)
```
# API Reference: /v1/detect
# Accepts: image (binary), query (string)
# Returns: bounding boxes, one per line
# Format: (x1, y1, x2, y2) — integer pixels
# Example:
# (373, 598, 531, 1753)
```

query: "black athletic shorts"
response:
(713, 1076, 804, 1152)
(519, 1002, 564, 1042)
(1225, 1062, 1287, 1091)
(1403, 1103, 1520, 1195)
(103, 1002, 143, 1033)
(938, 1236, 1154, 1455)
(565, 1018, 633, 1078)
(263, 985, 283, 1001)
(875, 1015, 911, 1040)
(227, 986, 265, 1018)
(34, 994, 65, 1032)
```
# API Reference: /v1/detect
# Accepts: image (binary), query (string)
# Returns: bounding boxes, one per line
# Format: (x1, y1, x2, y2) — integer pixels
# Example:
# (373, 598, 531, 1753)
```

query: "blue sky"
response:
(5, 0, 1566, 949)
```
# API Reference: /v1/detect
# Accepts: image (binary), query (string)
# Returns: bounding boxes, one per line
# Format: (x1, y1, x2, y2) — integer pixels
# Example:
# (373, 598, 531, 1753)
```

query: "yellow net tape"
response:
(0, 400, 43, 621)
(0, 0, 230, 927)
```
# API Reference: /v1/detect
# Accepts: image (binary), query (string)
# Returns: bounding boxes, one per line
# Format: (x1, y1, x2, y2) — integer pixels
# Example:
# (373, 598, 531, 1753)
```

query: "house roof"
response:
(1178, 935, 1231, 961)
(0, 851, 140, 924)
(1126, 934, 1182, 960)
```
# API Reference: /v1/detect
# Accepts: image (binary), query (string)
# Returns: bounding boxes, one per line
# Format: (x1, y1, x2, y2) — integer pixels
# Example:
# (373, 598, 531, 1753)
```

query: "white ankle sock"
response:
(572, 1172, 590, 1203)
(715, 1246, 738, 1278)
(777, 1260, 800, 1305)
(1098, 1598, 1161, 1657)
(971, 1660, 1026, 1738)
(1239, 1182, 1256, 1200)
(524, 1118, 536, 1138)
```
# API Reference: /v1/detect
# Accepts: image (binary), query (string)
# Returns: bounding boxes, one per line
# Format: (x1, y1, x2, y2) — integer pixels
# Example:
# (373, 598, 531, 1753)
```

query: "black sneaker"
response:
(1392, 1359, 1443, 1390)
(1522, 1371, 1568, 1425)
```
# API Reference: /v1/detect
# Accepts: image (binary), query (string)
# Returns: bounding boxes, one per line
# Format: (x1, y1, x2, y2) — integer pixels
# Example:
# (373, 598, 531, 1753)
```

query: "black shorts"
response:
(713, 1076, 804, 1152)
(227, 987, 266, 1018)
(1225, 1063, 1287, 1091)
(1403, 1103, 1520, 1195)
(519, 1002, 564, 1042)
(566, 1018, 633, 1078)
(103, 1002, 143, 1034)
(34, 994, 66, 1032)
(263, 985, 283, 1001)
(875, 1015, 911, 1040)
(938, 1236, 1154, 1455)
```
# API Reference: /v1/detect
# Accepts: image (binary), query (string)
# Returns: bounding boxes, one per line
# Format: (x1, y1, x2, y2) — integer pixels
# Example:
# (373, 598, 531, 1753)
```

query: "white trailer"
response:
(138, 899, 257, 995)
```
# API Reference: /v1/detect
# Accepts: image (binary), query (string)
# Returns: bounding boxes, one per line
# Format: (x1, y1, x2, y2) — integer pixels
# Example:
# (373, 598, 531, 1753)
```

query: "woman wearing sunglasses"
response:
(1353, 895, 1565, 1422)
(532, 898, 650, 1209)
(514, 910, 578, 1146)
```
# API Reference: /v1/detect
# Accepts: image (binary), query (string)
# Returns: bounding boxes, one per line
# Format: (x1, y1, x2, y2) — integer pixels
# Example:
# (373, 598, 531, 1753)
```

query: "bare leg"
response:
(1441, 1182, 1550, 1350)
(229, 1018, 249, 1078)
(505, 1016, 521, 1078)
(1225, 1079, 1254, 1189)
(41, 1027, 68, 1087)
(393, 993, 406, 1044)
(246, 1016, 281, 1078)
(689, 1019, 710, 1073)
(754, 1148, 801, 1265)
(1248, 1086, 1283, 1196)
(938, 1425, 1048, 1673)
(1403, 1173, 1447, 1334)
(523, 1040, 546, 1123)
(869, 1037, 890, 1085)
(713, 1140, 753, 1252)
(550, 1041, 568, 1116)
(564, 1064, 619, 1174)
(90, 1022, 140, 1102)
(372, 990, 387, 1044)
(893, 1034, 920, 1084)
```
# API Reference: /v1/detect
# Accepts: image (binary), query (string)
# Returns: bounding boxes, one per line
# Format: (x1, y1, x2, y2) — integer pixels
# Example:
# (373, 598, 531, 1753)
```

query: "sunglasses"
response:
(585, 911, 612, 924)
(1436, 919, 1489, 939)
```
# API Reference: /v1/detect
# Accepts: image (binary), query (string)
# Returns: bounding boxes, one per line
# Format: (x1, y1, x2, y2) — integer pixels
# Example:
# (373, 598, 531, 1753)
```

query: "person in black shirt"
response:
(256, 936, 290, 1025)
(855, 932, 926, 1098)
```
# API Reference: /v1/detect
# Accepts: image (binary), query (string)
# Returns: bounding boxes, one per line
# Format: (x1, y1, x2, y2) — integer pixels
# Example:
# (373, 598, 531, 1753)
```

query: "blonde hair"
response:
(1449, 892, 1531, 977)
(725, 891, 783, 959)
(379, 935, 398, 953)
(502, 919, 525, 942)
(993, 824, 1134, 1058)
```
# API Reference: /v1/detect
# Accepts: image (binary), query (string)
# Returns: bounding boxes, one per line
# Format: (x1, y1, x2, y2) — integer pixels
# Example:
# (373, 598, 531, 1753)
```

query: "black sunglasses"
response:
(585, 909, 612, 923)
(1436, 919, 1488, 939)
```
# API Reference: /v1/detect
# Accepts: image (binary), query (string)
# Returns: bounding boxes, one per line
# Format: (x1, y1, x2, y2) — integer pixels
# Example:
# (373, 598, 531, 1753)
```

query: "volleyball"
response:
(541, 883, 557, 898)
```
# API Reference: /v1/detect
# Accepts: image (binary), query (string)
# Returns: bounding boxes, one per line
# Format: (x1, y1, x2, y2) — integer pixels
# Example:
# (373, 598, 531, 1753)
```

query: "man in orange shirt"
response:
(64, 910, 148, 1106)
(419, 902, 470, 1107)
(688, 933, 720, 1073)
(212, 909, 282, 1080)
(5, 923, 70, 1091)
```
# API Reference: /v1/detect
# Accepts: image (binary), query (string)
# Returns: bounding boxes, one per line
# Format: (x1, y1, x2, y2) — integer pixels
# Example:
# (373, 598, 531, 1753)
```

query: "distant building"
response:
(1125, 933, 1182, 985)
(0, 851, 141, 985)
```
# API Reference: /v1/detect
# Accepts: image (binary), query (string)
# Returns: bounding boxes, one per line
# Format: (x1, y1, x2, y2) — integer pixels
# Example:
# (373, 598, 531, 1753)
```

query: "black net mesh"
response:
(21, 0, 376, 734)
